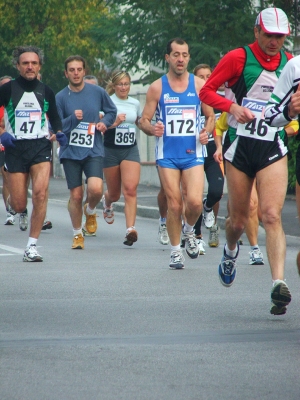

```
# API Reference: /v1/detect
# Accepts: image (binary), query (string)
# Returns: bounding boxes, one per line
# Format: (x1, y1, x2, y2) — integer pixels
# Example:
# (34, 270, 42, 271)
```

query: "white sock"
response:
(27, 238, 37, 248)
(171, 245, 181, 252)
(225, 243, 238, 258)
(73, 228, 82, 236)
(183, 222, 193, 233)
(86, 204, 96, 215)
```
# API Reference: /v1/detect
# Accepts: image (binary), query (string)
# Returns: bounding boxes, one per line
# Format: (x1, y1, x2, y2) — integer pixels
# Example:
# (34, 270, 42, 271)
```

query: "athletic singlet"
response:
(4, 80, 50, 140)
(155, 74, 203, 160)
(225, 46, 288, 143)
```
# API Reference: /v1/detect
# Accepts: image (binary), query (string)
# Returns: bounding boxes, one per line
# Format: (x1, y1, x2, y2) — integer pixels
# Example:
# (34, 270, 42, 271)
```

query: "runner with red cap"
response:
(200, 8, 293, 315)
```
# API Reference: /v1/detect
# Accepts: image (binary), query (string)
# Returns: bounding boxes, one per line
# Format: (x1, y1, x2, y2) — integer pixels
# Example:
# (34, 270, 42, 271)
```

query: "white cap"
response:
(256, 7, 290, 35)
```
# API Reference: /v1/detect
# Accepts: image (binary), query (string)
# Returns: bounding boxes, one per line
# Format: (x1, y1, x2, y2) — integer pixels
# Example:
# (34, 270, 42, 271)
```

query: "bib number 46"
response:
(245, 118, 268, 137)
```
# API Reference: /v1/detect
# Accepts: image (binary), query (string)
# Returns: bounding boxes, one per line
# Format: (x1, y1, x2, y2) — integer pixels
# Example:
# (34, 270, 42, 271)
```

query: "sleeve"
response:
(98, 90, 117, 128)
(55, 91, 78, 134)
(45, 86, 62, 133)
(214, 112, 228, 137)
(265, 58, 300, 127)
(200, 48, 246, 112)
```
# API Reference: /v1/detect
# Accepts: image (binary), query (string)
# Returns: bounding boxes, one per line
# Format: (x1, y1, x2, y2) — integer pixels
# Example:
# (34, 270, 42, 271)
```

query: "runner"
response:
(0, 46, 65, 261)
(200, 8, 293, 315)
(56, 55, 117, 249)
(264, 54, 300, 278)
(139, 38, 215, 269)
(101, 71, 142, 246)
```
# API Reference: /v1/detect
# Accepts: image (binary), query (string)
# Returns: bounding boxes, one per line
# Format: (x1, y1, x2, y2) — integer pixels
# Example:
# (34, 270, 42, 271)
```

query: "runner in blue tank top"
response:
(140, 38, 215, 270)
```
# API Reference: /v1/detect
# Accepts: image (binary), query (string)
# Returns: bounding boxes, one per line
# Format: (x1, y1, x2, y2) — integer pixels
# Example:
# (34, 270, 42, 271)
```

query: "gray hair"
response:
(0, 75, 13, 85)
(84, 75, 98, 85)
(12, 46, 44, 68)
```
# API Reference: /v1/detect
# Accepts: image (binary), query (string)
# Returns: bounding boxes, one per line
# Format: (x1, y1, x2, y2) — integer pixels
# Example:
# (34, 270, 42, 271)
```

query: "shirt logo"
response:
(164, 93, 179, 103)
(187, 92, 195, 96)
(261, 85, 274, 93)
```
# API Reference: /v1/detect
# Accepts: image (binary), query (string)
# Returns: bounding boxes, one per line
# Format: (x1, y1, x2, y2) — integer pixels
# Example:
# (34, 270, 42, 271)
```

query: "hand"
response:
(56, 132, 68, 146)
(96, 121, 107, 133)
(153, 121, 164, 137)
(75, 110, 83, 120)
(213, 148, 223, 164)
(199, 128, 209, 144)
(0, 131, 16, 148)
(229, 103, 255, 124)
(288, 83, 300, 118)
(116, 113, 126, 125)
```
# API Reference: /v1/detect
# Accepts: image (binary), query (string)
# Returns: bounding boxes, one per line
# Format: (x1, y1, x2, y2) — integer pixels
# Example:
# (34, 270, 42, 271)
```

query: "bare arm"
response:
(139, 80, 164, 137)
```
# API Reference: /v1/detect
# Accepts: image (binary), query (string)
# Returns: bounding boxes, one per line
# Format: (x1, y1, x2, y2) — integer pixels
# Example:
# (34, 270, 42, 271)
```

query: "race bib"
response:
(236, 98, 278, 141)
(114, 124, 136, 145)
(69, 122, 95, 148)
(15, 109, 42, 139)
(165, 105, 196, 136)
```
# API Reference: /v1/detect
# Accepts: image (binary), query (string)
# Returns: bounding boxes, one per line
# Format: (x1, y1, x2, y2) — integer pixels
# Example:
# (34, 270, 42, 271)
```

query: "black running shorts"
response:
(4, 137, 52, 173)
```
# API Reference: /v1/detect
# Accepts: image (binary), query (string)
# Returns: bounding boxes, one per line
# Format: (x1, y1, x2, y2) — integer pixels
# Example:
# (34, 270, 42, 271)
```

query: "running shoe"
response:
(101, 195, 114, 224)
(72, 233, 84, 249)
(169, 249, 185, 269)
(6, 196, 16, 216)
(4, 212, 15, 225)
(23, 244, 43, 262)
(208, 224, 220, 247)
(181, 228, 199, 259)
(158, 223, 169, 245)
(218, 244, 239, 287)
(270, 280, 292, 315)
(42, 220, 52, 230)
(197, 237, 206, 255)
(249, 247, 264, 265)
(82, 225, 96, 237)
(19, 211, 28, 231)
(202, 198, 215, 228)
(123, 228, 138, 246)
(83, 203, 97, 234)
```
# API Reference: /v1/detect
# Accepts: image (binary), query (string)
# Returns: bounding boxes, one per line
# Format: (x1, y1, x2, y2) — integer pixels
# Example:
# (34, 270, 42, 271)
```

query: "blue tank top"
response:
(155, 74, 203, 160)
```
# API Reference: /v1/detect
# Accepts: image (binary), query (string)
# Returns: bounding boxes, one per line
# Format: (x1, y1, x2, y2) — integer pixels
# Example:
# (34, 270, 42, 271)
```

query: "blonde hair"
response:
(106, 71, 131, 95)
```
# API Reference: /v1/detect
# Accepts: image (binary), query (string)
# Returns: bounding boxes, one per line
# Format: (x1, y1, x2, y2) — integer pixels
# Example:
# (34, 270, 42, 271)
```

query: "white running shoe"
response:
(182, 228, 199, 259)
(169, 250, 185, 269)
(202, 198, 215, 228)
(158, 223, 169, 245)
(4, 213, 15, 225)
(19, 211, 28, 231)
(249, 247, 264, 265)
(23, 244, 43, 262)
(197, 238, 206, 255)
(101, 195, 114, 224)
(208, 224, 220, 247)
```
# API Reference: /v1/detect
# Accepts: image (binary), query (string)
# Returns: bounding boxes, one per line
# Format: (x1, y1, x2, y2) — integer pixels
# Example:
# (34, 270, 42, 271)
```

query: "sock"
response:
(160, 217, 166, 225)
(73, 228, 82, 236)
(250, 245, 259, 251)
(171, 245, 181, 252)
(126, 226, 135, 233)
(183, 222, 193, 233)
(225, 243, 238, 258)
(26, 237, 37, 248)
(86, 204, 96, 215)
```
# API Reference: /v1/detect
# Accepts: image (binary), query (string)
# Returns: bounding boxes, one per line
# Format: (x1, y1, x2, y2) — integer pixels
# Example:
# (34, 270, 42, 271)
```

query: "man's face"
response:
(166, 43, 190, 76)
(65, 60, 85, 87)
(16, 52, 41, 81)
(254, 27, 286, 56)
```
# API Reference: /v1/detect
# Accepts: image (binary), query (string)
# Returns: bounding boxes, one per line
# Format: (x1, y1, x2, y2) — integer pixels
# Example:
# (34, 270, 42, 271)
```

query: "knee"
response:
(261, 209, 281, 227)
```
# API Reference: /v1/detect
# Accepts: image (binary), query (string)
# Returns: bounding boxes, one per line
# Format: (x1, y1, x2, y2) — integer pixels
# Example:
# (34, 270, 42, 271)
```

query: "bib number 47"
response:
(20, 121, 35, 134)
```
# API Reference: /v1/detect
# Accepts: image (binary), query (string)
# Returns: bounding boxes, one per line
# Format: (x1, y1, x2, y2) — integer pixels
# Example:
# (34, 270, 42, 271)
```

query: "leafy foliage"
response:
(0, 0, 108, 92)
(90, 0, 256, 80)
